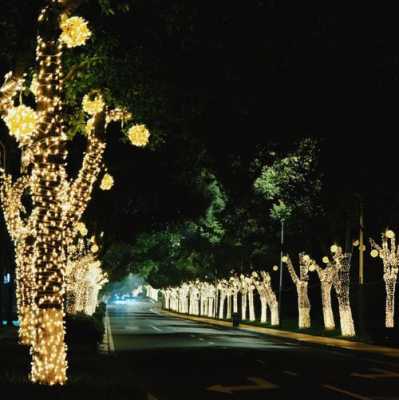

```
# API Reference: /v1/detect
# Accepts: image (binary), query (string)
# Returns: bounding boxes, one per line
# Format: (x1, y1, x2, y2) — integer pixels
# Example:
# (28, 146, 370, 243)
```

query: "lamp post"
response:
(278, 219, 284, 323)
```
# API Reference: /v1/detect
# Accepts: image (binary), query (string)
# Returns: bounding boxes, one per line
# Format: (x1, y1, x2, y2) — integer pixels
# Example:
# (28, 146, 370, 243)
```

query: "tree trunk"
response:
(297, 282, 311, 329)
(218, 293, 226, 319)
(321, 282, 335, 330)
(241, 292, 247, 320)
(226, 294, 232, 319)
(233, 292, 238, 313)
(384, 275, 397, 328)
(260, 297, 267, 323)
(248, 290, 255, 321)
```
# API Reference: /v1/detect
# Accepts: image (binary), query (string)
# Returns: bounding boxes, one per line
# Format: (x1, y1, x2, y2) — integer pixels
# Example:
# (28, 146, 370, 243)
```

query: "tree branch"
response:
(65, 110, 106, 226)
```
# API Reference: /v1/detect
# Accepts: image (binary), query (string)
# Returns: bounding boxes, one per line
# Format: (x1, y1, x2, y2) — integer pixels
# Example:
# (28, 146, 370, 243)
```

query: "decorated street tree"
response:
(370, 229, 399, 328)
(328, 245, 355, 336)
(311, 259, 336, 330)
(254, 271, 279, 326)
(283, 253, 314, 329)
(229, 276, 240, 314)
(217, 280, 227, 319)
(0, 0, 150, 385)
(247, 274, 256, 322)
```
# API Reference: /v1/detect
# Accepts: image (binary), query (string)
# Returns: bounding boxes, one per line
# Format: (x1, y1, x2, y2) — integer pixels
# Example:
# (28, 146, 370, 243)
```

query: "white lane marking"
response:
(351, 368, 399, 380)
(151, 325, 162, 332)
(283, 371, 298, 376)
(323, 385, 371, 400)
(208, 377, 278, 394)
(105, 311, 115, 352)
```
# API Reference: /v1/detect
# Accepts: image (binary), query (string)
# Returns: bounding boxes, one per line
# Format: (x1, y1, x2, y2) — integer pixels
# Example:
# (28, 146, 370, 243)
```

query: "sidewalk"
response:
(161, 310, 399, 359)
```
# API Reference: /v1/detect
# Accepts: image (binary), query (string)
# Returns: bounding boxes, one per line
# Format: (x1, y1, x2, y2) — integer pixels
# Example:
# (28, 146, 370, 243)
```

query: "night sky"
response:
(1, 1, 399, 274)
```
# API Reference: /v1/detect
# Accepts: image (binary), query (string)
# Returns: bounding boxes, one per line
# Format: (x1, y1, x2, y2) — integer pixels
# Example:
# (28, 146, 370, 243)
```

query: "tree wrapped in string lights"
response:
(329, 245, 355, 336)
(239, 274, 249, 320)
(370, 230, 399, 328)
(283, 253, 314, 329)
(311, 260, 336, 330)
(0, 0, 149, 385)
(254, 271, 279, 326)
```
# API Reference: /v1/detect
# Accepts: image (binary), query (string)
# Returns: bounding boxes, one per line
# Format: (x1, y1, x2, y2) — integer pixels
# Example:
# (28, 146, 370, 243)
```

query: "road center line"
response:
(152, 325, 162, 332)
(323, 385, 371, 400)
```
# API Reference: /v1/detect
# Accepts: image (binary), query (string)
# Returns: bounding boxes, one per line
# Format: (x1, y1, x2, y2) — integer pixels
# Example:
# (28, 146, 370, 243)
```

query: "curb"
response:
(161, 309, 399, 359)
(100, 311, 115, 354)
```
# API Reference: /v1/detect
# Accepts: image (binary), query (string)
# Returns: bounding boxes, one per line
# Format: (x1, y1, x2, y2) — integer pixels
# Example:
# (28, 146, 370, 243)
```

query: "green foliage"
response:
(254, 138, 322, 222)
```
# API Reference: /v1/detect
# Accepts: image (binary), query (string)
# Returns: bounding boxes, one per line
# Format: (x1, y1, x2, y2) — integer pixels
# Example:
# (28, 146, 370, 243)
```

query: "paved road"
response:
(107, 299, 399, 400)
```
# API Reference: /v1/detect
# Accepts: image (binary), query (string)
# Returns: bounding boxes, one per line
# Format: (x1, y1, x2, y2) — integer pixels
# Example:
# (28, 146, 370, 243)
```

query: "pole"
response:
(359, 201, 364, 285)
(278, 219, 284, 323)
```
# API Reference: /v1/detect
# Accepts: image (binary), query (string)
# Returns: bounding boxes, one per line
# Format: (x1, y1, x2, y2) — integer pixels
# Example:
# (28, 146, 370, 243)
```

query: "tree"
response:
(0, 0, 149, 385)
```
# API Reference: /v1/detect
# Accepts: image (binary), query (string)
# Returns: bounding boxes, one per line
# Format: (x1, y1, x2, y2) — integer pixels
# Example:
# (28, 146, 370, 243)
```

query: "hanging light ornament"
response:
(59, 16, 92, 48)
(3, 105, 39, 141)
(128, 124, 150, 147)
(99, 173, 114, 191)
(82, 94, 105, 115)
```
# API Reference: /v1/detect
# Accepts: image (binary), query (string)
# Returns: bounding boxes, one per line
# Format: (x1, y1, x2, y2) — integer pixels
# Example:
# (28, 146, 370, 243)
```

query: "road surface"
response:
(107, 299, 399, 400)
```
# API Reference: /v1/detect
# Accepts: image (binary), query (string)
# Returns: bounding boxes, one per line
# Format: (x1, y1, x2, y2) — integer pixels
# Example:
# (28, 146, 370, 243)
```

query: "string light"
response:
(329, 245, 356, 336)
(283, 253, 312, 329)
(311, 260, 336, 330)
(370, 230, 398, 328)
(128, 124, 150, 147)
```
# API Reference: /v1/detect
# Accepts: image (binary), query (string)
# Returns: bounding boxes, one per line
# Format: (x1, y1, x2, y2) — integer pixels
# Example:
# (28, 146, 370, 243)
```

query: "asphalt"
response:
(107, 299, 399, 400)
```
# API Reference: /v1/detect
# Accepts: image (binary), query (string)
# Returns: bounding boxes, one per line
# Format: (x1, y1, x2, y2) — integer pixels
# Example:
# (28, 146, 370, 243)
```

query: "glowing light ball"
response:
(353, 240, 359, 247)
(128, 124, 150, 147)
(330, 245, 338, 253)
(100, 174, 114, 191)
(82, 94, 105, 115)
(370, 249, 379, 258)
(60, 16, 92, 48)
(282, 256, 288, 263)
(322, 256, 329, 264)
(273, 265, 279, 271)
(91, 244, 99, 253)
(386, 230, 395, 239)
(3, 105, 38, 141)
(309, 264, 316, 272)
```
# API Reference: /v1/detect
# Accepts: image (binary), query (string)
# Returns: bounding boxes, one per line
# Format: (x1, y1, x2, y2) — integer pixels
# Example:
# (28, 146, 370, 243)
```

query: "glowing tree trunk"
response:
(313, 265, 335, 330)
(284, 254, 313, 329)
(248, 284, 256, 322)
(384, 274, 396, 328)
(218, 285, 226, 319)
(232, 286, 239, 313)
(226, 291, 232, 319)
(241, 291, 248, 320)
(0, 174, 36, 345)
(330, 247, 355, 336)
(370, 232, 399, 328)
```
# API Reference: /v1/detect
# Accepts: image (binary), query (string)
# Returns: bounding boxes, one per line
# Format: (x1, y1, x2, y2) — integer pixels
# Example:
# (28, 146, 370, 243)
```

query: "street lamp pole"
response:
(278, 219, 284, 323)
(359, 201, 364, 285)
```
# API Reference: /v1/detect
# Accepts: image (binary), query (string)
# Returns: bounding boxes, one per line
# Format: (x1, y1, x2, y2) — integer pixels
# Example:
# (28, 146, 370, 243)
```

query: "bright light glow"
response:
(60, 16, 92, 48)
(82, 94, 105, 115)
(100, 173, 114, 191)
(3, 105, 39, 141)
(128, 124, 150, 147)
